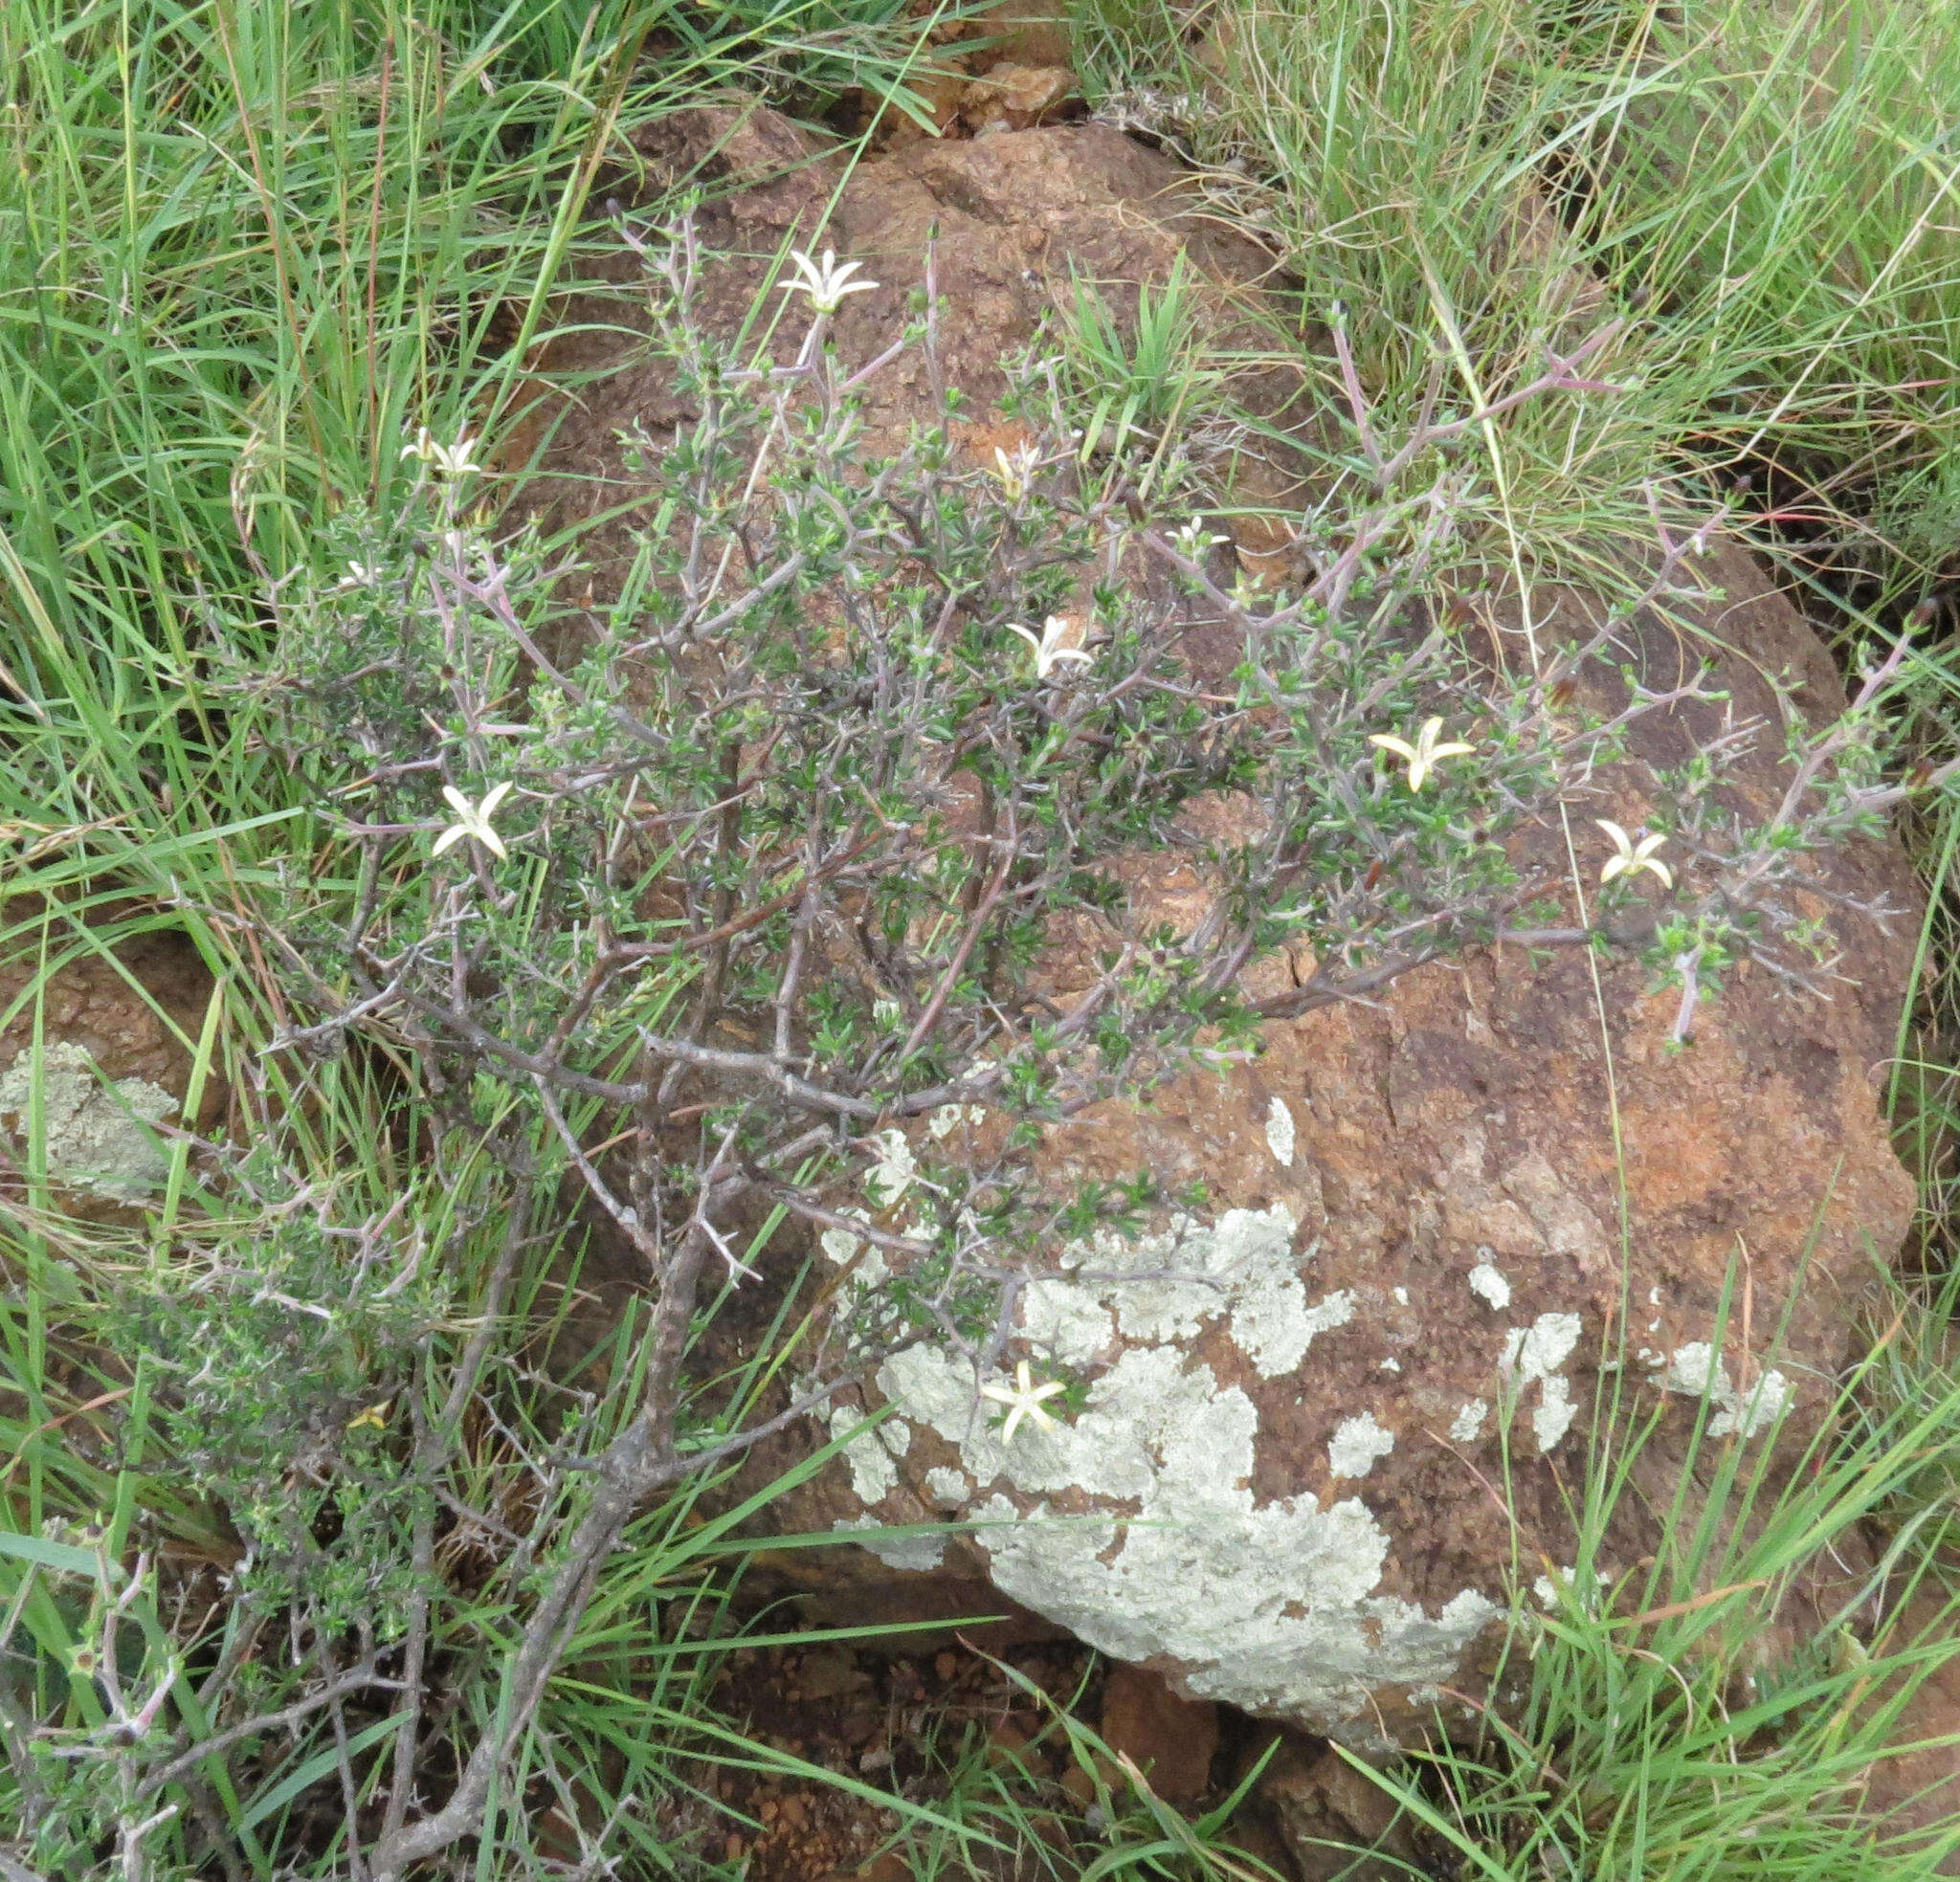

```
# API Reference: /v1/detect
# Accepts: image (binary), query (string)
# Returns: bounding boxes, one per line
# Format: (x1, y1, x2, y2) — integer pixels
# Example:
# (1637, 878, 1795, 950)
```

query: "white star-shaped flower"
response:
(1171, 518, 1231, 558)
(1596, 820, 1672, 889)
(1368, 717, 1476, 791)
(433, 782, 514, 860)
(980, 1361, 1067, 1445)
(1008, 614, 1095, 682)
(399, 426, 479, 477)
(780, 248, 878, 315)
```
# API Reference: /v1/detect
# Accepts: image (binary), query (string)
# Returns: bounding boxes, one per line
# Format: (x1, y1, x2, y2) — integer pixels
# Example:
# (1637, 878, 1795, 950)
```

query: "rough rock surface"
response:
(0, 923, 218, 1201)
(516, 107, 1922, 1741)
(1248, 1733, 1416, 1882)
(1097, 1663, 1219, 1804)
(506, 109, 1302, 563)
(1856, 1591, 1960, 1873)
(790, 675, 1914, 1736)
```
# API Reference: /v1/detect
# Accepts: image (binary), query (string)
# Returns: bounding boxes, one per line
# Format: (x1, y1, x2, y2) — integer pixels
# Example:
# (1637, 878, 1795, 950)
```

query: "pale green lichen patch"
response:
(820, 1211, 879, 1273)
(830, 1512, 946, 1572)
(870, 1335, 1503, 1732)
(1049, 1204, 1348, 1380)
(880, 1340, 1249, 1502)
(1533, 1374, 1577, 1450)
(1327, 1410, 1395, 1479)
(1449, 1399, 1488, 1442)
(971, 1473, 1501, 1738)
(863, 1129, 917, 1208)
(927, 1102, 984, 1140)
(1503, 1313, 1582, 1382)
(824, 1203, 1514, 1730)
(816, 1209, 902, 1352)
(1018, 1279, 1117, 1368)
(1654, 1340, 1791, 1439)
(1265, 1096, 1296, 1166)
(1502, 1311, 1584, 1452)
(0, 1041, 177, 1199)
(1533, 1566, 1610, 1612)
(828, 1405, 900, 1503)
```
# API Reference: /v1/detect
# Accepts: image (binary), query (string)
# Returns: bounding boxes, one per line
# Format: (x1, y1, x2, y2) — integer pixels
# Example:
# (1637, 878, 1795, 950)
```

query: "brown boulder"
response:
(956, 62, 1080, 135)
(791, 539, 1915, 1740)
(972, 0, 1073, 71)
(511, 108, 1920, 1742)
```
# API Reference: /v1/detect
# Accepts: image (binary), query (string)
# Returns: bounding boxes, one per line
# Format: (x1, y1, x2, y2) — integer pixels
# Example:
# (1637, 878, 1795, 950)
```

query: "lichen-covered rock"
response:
(0, 1039, 179, 1200)
(0, 923, 219, 1203)
(780, 542, 1918, 1742)
(517, 107, 1921, 1741)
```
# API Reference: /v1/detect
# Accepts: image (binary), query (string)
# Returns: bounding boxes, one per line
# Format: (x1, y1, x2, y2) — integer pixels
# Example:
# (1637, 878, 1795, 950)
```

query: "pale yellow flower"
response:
(1368, 717, 1475, 791)
(433, 782, 514, 860)
(1172, 519, 1230, 558)
(1008, 614, 1094, 682)
(400, 427, 479, 476)
(980, 1361, 1066, 1444)
(1596, 820, 1673, 889)
(780, 248, 878, 315)
(991, 442, 1040, 500)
